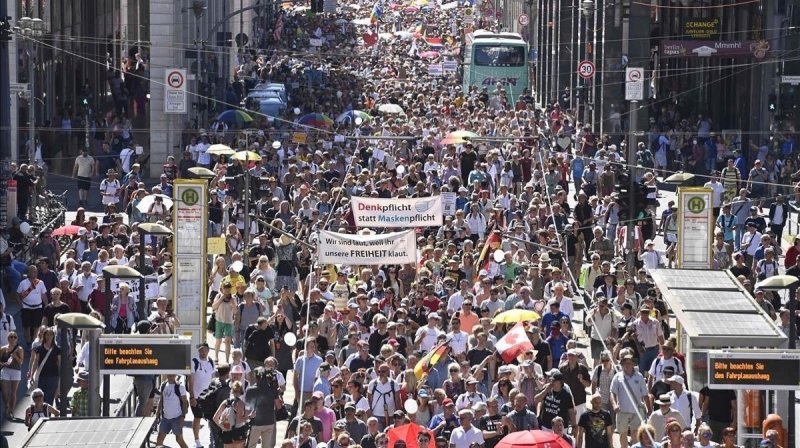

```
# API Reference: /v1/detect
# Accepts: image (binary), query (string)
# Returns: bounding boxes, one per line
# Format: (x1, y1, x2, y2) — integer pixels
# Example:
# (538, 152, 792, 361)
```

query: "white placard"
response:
(677, 187, 713, 269)
(110, 275, 159, 300)
(441, 192, 457, 216)
(350, 196, 443, 228)
(428, 64, 443, 76)
(318, 230, 417, 265)
(442, 60, 458, 73)
(625, 67, 644, 101)
(164, 68, 187, 114)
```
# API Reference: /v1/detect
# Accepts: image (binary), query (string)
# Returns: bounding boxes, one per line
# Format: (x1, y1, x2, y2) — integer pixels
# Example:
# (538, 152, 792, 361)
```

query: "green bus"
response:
(462, 30, 529, 102)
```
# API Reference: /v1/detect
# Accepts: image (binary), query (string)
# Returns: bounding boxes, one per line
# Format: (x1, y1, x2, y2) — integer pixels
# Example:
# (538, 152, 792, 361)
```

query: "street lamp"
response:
(581, 1, 596, 126)
(55, 313, 104, 417)
(16, 17, 44, 164)
(137, 223, 173, 319)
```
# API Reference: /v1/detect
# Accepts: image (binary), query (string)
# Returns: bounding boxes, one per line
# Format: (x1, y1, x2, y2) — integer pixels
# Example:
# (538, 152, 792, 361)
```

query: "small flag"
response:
(475, 231, 502, 274)
(414, 341, 448, 380)
(371, 2, 384, 24)
(496, 322, 534, 363)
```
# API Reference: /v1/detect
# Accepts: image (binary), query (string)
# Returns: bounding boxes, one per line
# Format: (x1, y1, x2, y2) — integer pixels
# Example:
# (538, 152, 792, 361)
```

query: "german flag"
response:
(475, 231, 502, 275)
(414, 341, 448, 381)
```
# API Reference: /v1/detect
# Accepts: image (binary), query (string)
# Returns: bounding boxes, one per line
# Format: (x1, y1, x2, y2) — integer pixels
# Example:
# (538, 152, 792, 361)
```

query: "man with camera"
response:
(245, 366, 281, 448)
(149, 296, 179, 334)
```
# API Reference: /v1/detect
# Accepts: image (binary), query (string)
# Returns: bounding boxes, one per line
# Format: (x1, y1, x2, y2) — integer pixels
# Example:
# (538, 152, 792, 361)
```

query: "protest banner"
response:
(350, 196, 443, 228)
(441, 192, 457, 216)
(318, 230, 417, 265)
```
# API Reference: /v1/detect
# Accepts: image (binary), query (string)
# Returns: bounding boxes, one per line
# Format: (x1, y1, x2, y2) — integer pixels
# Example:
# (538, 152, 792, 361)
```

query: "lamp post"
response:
(16, 17, 43, 164)
(55, 313, 105, 417)
(102, 265, 144, 416)
(137, 223, 173, 319)
(581, 0, 595, 126)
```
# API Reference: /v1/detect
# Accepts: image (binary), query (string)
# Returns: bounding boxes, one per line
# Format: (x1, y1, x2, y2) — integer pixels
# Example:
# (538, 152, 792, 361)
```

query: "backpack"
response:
(218, 397, 239, 432)
(369, 379, 397, 415)
(197, 379, 230, 420)
(192, 357, 214, 373)
(159, 382, 187, 417)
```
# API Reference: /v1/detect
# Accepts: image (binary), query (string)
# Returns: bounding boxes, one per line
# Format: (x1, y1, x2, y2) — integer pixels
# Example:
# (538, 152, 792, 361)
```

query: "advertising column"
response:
(172, 180, 208, 347)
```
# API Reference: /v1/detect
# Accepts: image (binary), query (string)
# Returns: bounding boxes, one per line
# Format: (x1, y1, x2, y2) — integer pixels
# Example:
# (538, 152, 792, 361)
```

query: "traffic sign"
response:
(577, 60, 595, 79)
(518, 14, 529, 26)
(10, 82, 29, 94)
(625, 67, 644, 101)
(164, 68, 187, 114)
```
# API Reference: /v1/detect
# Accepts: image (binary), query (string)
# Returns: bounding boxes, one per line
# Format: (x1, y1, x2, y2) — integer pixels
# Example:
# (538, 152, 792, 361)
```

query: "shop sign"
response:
(661, 40, 770, 59)
(682, 18, 720, 39)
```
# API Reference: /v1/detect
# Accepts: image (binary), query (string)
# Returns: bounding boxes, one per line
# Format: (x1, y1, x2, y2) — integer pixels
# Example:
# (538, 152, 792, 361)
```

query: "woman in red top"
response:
(785, 237, 800, 269)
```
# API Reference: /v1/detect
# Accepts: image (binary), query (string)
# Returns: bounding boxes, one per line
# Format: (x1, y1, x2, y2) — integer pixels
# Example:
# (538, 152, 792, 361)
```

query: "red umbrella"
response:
(52, 225, 82, 237)
(387, 423, 433, 448)
(497, 430, 573, 448)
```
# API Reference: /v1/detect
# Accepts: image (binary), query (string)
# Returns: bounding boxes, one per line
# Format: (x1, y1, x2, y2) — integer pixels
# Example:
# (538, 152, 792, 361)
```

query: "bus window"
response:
(473, 45, 525, 67)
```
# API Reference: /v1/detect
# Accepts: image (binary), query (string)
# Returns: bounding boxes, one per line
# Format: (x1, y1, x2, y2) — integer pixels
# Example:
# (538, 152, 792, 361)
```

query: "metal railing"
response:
(114, 384, 138, 417)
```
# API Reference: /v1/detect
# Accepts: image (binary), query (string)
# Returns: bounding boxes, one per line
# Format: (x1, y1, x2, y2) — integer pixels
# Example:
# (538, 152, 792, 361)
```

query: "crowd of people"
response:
(2, 1, 800, 448)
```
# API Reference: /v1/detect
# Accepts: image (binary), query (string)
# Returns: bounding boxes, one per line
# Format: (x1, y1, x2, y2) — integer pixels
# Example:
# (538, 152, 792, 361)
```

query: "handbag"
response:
(28, 346, 55, 390)
(274, 395, 290, 421)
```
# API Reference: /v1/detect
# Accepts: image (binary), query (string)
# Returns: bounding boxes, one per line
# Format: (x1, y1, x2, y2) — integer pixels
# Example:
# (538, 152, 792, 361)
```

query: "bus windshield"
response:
(472, 45, 525, 67)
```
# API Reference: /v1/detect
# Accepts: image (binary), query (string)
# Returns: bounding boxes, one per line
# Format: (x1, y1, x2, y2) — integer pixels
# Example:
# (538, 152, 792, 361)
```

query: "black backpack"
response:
(197, 379, 230, 420)
(159, 382, 187, 417)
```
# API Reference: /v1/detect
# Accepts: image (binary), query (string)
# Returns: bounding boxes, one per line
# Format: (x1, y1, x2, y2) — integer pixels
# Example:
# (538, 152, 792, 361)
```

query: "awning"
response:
(650, 269, 787, 348)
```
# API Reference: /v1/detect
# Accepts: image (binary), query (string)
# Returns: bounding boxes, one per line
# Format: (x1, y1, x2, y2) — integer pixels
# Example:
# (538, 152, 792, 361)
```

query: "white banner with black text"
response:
(318, 230, 417, 265)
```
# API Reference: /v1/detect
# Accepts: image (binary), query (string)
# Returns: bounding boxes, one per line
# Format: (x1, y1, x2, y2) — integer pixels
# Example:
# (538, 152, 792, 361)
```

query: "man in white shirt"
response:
(119, 146, 136, 174)
(188, 343, 215, 448)
(367, 363, 400, 430)
(155, 374, 190, 448)
(666, 376, 701, 432)
(740, 222, 762, 267)
(447, 280, 472, 315)
(704, 175, 725, 217)
(449, 409, 485, 448)
(415, 313, 444, 352)
(72, 261, 98, 313)
(446, 317, 470, 357)
(99, 169, 121, 206)
(73, 148, 96, 206)
(455, 378, 486, 411)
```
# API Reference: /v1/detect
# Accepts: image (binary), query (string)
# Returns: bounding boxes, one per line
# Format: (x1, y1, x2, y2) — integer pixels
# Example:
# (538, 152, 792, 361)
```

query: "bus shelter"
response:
(650, 269, 794, 447)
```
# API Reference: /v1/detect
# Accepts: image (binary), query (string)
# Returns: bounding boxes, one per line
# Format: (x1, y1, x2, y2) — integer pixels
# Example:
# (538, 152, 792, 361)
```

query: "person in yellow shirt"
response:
(222, 261, 247, 289)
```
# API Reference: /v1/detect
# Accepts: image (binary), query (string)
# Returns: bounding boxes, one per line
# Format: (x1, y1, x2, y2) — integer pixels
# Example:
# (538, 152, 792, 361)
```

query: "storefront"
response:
(651, 269, 795, 447)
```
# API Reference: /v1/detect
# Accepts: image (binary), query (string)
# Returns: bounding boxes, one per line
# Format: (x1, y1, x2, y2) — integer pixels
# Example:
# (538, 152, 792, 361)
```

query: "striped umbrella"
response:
(335, 110, 372, 123)
(297, 113, 334, 128)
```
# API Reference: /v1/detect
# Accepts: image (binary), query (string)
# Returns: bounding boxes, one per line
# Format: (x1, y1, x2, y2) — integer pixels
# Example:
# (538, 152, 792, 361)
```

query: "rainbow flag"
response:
(371, 3, 384, 24)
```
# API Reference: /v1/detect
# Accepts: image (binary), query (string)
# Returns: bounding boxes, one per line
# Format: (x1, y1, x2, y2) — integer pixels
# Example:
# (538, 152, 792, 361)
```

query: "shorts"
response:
(220, 424, 249, 443)
(0, 368, 21, 381)
(22, 307, 43, 328)
(590, 339, 605, 360)
(215, 321, 234, 338)
(191, 404, 204, 419)
(77, 176, 91, 190)
(158, 416, 184, 435)
(616, 411, 641, 435)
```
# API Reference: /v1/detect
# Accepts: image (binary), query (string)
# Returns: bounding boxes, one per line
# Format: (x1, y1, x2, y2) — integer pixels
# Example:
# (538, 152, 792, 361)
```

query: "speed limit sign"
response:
(518, 14, 529, 26)
(578, 60, 595, 79)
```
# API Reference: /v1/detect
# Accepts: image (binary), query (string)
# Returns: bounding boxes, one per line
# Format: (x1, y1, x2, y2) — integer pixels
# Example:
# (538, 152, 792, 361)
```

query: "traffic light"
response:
(0, 16, 12, 41)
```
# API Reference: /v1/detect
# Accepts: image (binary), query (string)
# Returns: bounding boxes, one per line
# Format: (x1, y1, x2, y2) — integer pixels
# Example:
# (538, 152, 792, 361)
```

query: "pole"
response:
(57, 324, 71, 416)
(28, 37, 35, 164)
(569, 0, 575, 112)
(626, 101, 637, 277)
(244, 153, 250, 258)
(0, 1, 11, 162)
(103, 272, 113, 330)
(88, 329, 101, 416)
(103, 374, 110, 416)
(138, 235, 146, 320)
(599, 2, 606, 137)
(789, 288, 797, 448)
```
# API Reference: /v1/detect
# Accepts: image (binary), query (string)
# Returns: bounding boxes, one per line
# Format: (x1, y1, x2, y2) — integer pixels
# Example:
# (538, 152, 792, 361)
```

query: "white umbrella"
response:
(352, 18, 372, 25)
(136, 194, 174, 213)
(394, 31, 414, 40)
(755, 275, 800, 291)
(378, 103, 405, 114)
(379, 33, 395, 41)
